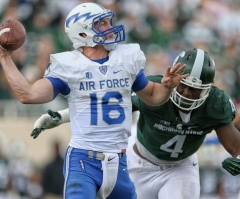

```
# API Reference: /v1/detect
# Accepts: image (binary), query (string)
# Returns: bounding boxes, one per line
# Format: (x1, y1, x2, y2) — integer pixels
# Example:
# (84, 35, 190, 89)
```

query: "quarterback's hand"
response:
(222, 156, 240, 176)
(0, 47, 12, 61)
(31, 110, 62, 139)
(161, 63, 189, 89)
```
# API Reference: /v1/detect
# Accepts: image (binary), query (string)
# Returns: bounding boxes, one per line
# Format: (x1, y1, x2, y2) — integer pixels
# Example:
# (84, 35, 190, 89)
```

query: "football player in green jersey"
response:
(128, 48, 240, 199)
(31, 48, 240, 199)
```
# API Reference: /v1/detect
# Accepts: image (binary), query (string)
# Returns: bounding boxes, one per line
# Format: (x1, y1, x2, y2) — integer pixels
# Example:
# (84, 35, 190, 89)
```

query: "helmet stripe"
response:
(66, 12, 98, 27)
(190, 49, 204, 79)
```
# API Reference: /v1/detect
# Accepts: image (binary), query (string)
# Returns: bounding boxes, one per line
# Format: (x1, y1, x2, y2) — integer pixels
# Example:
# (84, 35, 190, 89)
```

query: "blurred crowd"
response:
(0, 0, 240, 102)
(0, 133, 64, 199)
(0, 0, 240, 198)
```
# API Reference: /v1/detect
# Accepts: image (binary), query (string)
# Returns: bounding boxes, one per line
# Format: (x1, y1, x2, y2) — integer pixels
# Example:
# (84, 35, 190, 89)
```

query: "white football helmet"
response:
(65, 2, 125, 49)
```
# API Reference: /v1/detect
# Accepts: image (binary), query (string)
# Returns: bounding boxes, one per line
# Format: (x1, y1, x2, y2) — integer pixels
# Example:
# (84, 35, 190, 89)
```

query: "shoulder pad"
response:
(50, 51, 76, 63)
(115, 44, 142, 59)
(117, 43, 140, 52)
(207, 87, 235, 120)
(113, 44, 145, 74)
(45, 51, 78, 79)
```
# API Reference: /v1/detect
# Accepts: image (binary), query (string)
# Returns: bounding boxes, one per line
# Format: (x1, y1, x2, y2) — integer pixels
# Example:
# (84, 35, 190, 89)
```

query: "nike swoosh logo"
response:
(113, 70, 121, 74)
(193, 163, 198, 166)
(188, 126, 198, 130)
(108, 157, 116, 161)
(123, 167, 127, 171)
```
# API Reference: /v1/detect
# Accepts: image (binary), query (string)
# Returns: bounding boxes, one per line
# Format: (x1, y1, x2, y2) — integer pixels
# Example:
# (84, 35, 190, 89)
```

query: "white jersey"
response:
(45, 44, 146, 153)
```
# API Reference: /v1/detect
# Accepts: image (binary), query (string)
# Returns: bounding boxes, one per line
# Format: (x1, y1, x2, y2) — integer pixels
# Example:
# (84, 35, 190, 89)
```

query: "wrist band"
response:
(58, 108, 70, 123)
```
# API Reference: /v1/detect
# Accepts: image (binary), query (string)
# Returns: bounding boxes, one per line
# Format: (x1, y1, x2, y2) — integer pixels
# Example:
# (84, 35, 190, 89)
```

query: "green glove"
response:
(222, 156, 240, 176)
(47, 109, 62, 122)
(30, 109, 62, 139)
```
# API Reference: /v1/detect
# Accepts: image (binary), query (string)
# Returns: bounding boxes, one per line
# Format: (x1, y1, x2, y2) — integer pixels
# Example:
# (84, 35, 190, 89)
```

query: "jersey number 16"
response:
(90, 91, 126, 125)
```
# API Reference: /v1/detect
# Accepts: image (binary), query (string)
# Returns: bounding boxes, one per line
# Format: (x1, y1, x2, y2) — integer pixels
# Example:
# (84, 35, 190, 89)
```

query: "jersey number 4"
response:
(160, 135, 186, 158)
(90, 92, 125, 125)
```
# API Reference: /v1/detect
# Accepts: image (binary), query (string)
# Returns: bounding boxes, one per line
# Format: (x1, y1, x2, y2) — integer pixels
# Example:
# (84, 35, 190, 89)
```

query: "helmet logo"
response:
(179, 51, 185, 57)
(66, 12, 98, 27)
(192, 78, 197, 82)
(172, 51, 185, 67)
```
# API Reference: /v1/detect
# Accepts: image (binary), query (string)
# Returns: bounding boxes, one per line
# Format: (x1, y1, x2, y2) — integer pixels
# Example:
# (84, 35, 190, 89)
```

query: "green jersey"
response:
(132, 75, 236, 161)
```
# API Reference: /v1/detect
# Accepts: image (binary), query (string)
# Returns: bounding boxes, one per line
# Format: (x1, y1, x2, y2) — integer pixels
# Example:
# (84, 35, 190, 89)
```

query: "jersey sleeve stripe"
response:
(46, 77, 71, 99)
(132, 69, 149, 92)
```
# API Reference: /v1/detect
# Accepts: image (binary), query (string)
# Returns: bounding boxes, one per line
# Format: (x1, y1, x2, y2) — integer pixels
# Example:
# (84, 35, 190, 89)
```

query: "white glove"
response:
(31, 109, 70, 139)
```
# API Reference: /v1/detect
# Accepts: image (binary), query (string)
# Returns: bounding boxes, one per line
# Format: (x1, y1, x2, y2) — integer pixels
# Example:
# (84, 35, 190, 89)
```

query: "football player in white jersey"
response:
(0, 2, 189, 199)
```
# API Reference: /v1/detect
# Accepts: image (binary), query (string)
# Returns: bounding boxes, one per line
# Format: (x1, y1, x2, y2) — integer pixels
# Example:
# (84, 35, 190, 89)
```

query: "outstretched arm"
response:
(216, 123, 240, 157)
(31, 108, 70, 139)
(136, 63, 189, 106)
(216, 123, 240, 175)
(0, 48, 53, 104)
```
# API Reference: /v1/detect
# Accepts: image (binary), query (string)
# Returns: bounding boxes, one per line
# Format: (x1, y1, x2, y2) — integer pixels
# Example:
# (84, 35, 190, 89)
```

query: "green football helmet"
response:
(170, 48, 216, 111)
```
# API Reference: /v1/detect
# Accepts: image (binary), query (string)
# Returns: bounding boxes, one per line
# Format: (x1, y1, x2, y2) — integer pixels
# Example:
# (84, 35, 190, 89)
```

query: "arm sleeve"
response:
(43, 54, 71, 99)
(44, 55, 69, 83)
(131, 47, 149, 92)
(131, 75, 163, 110)
(132, 69, 149, 92)
(46, 77, 70, 99)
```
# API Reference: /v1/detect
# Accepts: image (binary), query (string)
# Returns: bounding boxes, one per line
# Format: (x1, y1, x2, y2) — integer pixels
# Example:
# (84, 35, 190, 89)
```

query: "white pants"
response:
(127, 146, 200, 199)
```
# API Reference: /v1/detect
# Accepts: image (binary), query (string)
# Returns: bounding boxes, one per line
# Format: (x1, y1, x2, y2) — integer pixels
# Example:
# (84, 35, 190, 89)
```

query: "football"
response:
(0, 19, 26, 51)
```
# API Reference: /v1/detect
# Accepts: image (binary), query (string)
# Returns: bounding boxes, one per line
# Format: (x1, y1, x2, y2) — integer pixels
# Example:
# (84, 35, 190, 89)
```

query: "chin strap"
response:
(77, 43, 117, 53)
(103, 43, 117, 51)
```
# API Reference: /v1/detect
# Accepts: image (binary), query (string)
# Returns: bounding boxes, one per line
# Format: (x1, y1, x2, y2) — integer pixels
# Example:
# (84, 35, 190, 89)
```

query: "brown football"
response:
(0, 19, 26, 51)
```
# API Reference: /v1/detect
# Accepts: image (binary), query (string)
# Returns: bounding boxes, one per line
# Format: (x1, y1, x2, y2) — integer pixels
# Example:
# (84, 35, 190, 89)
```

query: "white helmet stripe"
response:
(190, 49, 204, 79)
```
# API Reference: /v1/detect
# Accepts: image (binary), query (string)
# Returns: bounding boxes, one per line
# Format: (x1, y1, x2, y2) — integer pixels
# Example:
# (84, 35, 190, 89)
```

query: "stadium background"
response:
(0, 0, 240, 198)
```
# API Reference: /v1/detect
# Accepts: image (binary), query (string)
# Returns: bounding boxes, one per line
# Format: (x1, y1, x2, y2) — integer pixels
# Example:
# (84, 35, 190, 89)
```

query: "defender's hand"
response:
(161, 63, 189, 89)
(222, 156, 240, 176)
(31, 110, 62, 139)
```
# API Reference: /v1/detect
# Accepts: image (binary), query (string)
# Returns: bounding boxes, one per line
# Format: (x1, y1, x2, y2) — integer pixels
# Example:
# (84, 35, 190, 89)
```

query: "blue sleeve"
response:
(46, 77, 70, 99)
(132, 69, 149, 92)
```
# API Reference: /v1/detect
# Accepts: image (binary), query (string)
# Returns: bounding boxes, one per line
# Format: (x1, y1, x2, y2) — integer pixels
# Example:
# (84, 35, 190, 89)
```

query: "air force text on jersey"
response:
(79, 78, 130, 91)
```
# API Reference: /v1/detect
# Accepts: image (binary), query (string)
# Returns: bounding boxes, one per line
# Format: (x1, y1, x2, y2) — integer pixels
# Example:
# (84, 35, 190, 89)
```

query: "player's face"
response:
(94, 18, 114, 40)
(176, 83, 202, 100)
